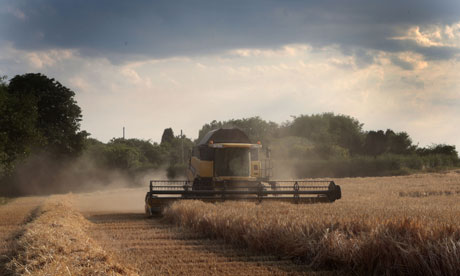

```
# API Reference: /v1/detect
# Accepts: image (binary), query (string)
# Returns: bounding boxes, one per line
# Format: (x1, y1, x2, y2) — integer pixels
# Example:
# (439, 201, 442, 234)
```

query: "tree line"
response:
(0, 74, 195, 195)
(1, 73, 459, 195)
(83, 129, 194, 180)
(197, 114, 459, 177)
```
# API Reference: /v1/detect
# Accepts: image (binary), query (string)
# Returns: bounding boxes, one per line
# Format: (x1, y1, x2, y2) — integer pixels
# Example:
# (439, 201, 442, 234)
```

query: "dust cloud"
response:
(271, 159, 299, 180)
(75, 187, 147, 213)
(3, 152, 169, 205)
(72, 168, 166, 213)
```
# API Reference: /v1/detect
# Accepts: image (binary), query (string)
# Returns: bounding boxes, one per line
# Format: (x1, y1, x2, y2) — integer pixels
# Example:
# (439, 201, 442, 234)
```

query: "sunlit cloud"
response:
(391, 21, 460, 48)
(0, 0, 459, 150)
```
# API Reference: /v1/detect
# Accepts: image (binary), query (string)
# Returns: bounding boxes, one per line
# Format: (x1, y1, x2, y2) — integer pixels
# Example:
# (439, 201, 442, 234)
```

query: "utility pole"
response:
(123, 127, 125, 139)
(180, 129, 184, 164)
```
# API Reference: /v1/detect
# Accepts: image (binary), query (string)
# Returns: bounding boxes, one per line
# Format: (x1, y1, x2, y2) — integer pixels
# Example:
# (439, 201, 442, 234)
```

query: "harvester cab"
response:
(145, 128, 341, 216)
(187, 128, 270, 189)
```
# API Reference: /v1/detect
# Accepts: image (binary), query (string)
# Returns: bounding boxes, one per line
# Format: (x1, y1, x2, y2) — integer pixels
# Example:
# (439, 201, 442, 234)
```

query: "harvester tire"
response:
(145, 193, 154, 218)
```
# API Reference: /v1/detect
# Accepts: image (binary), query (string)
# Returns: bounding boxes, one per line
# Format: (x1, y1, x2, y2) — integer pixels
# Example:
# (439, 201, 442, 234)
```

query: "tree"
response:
(417, 144, 459, 158)
(160, 129, 195, 179)
(363, 130, 387, 157)
(288, 113, 364, 153)
(230, 117, 279, 144)
(6, 73, 87, 158)
(161, 128, 175, 145)
(385, 129, 414, 154)
(1, 76, 42, 171)
(108, 138, 167, 167)
(197, 117, 278, 144)
(0, 77, 8, 172)
(328, 114, 364, 154)
(288, 114, 331, 144)
(104, 143, 141, 170)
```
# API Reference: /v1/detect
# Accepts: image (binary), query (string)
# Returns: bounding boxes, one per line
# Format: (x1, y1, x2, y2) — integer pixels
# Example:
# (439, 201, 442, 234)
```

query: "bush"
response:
(289, 153, 458, 178)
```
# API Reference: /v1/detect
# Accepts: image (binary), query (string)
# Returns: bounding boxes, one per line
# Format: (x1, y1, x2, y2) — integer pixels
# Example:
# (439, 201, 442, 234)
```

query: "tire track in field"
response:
(85, 212, 329, 276)
(0, 197, 44, 275)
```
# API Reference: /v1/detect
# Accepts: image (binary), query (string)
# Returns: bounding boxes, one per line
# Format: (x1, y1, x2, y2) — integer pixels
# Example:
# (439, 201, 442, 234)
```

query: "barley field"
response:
(1, 171, 459, 275)
(164, 171, 460, 275)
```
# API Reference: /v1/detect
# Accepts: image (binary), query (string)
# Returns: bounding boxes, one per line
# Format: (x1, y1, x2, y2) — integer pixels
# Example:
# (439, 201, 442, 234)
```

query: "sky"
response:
(0, 0, 459, 148)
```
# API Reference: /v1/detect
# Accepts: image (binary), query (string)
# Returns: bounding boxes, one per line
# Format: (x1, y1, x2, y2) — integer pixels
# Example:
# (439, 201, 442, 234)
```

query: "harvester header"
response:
(145, 128, 341, 215)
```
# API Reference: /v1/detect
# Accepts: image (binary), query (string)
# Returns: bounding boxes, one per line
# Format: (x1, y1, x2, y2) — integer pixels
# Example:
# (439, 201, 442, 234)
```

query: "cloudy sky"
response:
(1, 0, 459, 148)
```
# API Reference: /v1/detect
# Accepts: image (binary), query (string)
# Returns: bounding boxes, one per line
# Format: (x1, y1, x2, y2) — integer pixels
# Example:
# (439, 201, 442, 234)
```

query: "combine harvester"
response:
(145, 128, 341, 215)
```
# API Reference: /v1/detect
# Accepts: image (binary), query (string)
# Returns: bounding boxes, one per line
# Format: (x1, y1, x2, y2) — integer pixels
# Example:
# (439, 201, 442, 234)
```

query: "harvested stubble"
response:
(0, 197, 44, 275)
(7, 196, 138, 276)
(85, 212, 323, 276)
(163, 172, 460, 276)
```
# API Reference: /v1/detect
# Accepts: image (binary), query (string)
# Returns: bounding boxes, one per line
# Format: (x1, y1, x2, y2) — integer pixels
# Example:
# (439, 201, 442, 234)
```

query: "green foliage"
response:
(163, 133, 194, 178)
(417, 144, 459, 158)
(0, 73, 86, 175)
(363, 130, 387, 156)
(7, 73, 86, 157)
(270, 136, 314, 159)
(96, 114, 457, 180)
(197, 113, 458, 177)
(84, 138, 160, 172)
(104, 143, 141, 170)
(385, 129, 414, 154)
(82, 129, 194, 179)
(0, 74, 90, 196)
(290, 153, 459, 178)
(197, 116, 279, 144)
(0, 82, 40, 171)
(0, 78, 8, 174)
(1, 71, 458, 196)
(288, 113, 364, 154)
(270, 136, 350, 160)
(109, 138, 167, 168)
(161, 128, 175, 145)
(363, 129, 414, 156)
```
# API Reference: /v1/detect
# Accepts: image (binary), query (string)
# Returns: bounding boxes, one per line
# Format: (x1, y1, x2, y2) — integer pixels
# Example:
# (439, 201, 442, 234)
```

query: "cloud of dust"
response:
(4, 151, 169, 197)
(74, 187, 147, 213)
(267, 141, 303, 180)
(2, 139, 308, 212)
(0, 152, 174, 213)
(271, 159, 299, 180)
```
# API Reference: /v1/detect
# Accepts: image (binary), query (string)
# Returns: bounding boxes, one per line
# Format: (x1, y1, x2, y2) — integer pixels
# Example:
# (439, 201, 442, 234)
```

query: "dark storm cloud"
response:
(1, 0, 459, 62)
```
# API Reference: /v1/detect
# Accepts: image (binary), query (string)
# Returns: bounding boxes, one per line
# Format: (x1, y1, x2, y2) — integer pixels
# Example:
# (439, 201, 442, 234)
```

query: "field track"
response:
(84, 211, 326, 275)
(0, 197, 44, 275)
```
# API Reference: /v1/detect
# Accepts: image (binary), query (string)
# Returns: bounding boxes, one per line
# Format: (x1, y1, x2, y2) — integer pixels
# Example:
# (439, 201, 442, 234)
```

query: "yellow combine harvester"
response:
(145, 128, 341, 215)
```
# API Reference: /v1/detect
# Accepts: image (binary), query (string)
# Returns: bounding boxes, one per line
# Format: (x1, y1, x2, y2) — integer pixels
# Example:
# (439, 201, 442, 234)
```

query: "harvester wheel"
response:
(145, 193, 154, 218)
(145, 205, 153, 217)
(327, 182, 342, 202)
